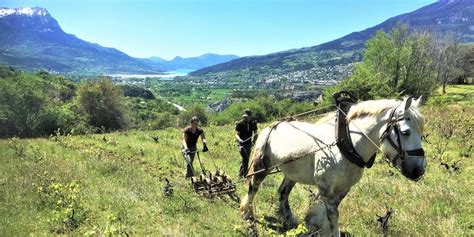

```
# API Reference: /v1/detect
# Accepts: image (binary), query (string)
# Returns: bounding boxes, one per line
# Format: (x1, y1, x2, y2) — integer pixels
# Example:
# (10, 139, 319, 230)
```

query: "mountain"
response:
(0, 7, 161, 74)
(148, 53, 239, 70)
(190, 0, 474, 82)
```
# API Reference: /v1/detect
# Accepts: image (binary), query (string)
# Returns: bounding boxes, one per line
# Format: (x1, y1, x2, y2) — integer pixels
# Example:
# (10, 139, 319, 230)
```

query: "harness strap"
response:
(406, 148, 425, 156)
(380, 106, 426, 165)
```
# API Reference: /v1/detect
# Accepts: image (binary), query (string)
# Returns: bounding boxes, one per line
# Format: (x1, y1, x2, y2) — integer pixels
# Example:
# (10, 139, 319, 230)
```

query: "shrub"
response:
(178, 104, 208, 127)
(76, 77, 129, 131)
(37, 179, 87, 233)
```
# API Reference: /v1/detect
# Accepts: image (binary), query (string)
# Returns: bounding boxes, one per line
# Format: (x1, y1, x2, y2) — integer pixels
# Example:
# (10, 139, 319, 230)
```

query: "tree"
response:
(76, 77, 129, 131)
(0, 69, 46, 137)
(330, 24, 438, 100)
(432, 35, 468, 93)
(178, 104, 208, 127)
(0, 66, 79, 137)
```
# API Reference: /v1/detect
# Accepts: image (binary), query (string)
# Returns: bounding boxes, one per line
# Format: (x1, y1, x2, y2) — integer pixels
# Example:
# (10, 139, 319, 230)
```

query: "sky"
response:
(3, 0, 436, 60)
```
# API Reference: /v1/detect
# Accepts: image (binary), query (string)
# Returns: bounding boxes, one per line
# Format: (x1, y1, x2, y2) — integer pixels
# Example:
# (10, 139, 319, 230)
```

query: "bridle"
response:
(379, 105, 425, 166)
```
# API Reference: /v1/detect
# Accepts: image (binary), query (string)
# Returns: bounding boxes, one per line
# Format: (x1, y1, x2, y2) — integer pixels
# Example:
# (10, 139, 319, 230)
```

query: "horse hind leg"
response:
(277, 176, 297, 230)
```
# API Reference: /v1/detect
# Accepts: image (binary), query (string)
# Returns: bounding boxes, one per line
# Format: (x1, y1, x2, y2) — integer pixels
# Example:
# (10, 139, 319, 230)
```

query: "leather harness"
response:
(246, 91, 426, 178)
(334, 91, 376, 168)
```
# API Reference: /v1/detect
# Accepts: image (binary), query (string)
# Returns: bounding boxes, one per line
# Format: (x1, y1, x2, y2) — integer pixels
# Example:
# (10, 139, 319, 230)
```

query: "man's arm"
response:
(201, 131, 209, 152)
(235, 124, 244, 143)
(182, 133, 188, 150)
(201, 131, 207, 145)
(235, 131, 244, 143)
(252, 122, 258, 144)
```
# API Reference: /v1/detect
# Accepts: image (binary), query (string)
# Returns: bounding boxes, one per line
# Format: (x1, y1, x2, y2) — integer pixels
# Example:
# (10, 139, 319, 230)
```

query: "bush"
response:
(209, 97, 315, 125)
(76, 77, 129, 131)
(120, 85, 155, 99)
(149, 113, 176, 130)
(0, 67, 49, 137)
(37, 179, 87, 233)
(178, 104, 208, 127)
(0, 66, 89, 137)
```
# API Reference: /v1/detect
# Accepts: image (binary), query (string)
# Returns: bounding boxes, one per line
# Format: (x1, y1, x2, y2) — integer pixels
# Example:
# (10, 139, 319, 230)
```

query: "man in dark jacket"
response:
(182, 116, 208, 178)
(235, 109, 258, 178)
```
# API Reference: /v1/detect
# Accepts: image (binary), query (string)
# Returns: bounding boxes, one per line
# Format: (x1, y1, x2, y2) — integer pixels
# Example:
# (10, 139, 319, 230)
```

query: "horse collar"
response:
(334, 97, 376, 169)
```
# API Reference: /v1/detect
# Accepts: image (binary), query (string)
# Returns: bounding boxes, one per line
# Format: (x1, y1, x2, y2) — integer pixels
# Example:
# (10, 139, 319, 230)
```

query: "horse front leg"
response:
(305, 200, 330, 235)
(323, 186, 352, 237)
(277, 176, 297, 230)
(324, 199, 340, 237)
(306, 196, 341, 236)
(240, 171, 268, 220)
(306, 184, 350, 236)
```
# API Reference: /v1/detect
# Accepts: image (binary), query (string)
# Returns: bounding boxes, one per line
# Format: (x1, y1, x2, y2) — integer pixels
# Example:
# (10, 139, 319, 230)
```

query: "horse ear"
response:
(412, 96, 423, 107)
(403, 96, 414, 113)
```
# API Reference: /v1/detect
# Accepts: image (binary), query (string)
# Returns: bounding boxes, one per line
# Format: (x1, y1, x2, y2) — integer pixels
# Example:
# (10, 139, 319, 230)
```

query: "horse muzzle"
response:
(401, 149, 426, 181)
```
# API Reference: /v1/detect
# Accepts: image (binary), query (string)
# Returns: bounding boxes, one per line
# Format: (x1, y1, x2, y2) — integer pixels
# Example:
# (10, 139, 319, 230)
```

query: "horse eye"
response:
(405, 117, 411, 121)
(401, 130, 410, 136)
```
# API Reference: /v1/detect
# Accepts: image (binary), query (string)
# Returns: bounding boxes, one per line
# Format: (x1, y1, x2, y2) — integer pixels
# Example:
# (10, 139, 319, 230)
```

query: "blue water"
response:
(164, 69, 194, 76)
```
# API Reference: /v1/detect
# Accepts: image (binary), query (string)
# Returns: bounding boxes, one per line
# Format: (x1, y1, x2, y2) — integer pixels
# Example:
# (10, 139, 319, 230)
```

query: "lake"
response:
(109, 69, 194, 80)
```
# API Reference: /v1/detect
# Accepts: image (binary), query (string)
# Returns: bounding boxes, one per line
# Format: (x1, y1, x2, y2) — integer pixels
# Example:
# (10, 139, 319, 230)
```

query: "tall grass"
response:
(0, 85, 472, 235)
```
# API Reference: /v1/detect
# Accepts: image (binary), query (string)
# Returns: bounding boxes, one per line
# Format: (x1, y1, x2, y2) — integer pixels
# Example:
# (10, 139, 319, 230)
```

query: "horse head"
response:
(380, 96, 426, 181)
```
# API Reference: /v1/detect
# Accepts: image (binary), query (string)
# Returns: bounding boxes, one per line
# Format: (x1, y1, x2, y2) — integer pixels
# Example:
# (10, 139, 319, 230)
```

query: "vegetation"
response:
(0, 67, 179, 137)
(210, 97, 315, 125)
(0, 85, 472, 235)
(321, 24, 472, 104)
(0, 67, 77, 137)
(120, 84, 155, 100)
(0, 25, 472, 235)
(0, 66, 321, 138)
(76, 78, 130, 131)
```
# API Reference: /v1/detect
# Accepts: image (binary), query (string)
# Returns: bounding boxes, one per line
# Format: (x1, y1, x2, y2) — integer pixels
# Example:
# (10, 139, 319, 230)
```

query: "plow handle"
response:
(196, 152, 206, 174)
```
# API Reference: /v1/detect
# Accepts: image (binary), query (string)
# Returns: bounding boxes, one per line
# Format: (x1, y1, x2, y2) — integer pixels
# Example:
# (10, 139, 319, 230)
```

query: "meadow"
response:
(0, 85, 472, 236)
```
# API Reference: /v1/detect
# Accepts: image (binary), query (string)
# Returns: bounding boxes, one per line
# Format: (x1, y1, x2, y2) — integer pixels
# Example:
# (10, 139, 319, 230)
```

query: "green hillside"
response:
(1, 85, 472, 236)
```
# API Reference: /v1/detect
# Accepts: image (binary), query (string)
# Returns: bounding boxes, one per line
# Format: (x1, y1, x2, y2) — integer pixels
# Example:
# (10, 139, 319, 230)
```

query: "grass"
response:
(428, 84, 474, 107)
(0, 85, 473, 236)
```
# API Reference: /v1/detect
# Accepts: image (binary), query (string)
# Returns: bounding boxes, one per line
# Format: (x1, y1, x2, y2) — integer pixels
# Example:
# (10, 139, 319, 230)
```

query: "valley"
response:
(1, 0, 473, 235)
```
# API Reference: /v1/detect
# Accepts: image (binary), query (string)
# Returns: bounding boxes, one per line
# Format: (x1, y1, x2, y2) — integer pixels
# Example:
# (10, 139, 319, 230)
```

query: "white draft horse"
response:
(240, 97, 426, 236)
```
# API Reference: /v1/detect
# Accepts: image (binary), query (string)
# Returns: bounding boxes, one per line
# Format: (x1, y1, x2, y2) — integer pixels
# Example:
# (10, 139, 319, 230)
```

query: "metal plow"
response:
(190, 169, 239, 201)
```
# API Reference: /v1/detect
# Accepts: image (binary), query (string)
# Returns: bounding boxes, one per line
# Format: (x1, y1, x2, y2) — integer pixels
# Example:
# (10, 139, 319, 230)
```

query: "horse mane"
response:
(347, 99, 399, 121)
(346, 99, 425, 133)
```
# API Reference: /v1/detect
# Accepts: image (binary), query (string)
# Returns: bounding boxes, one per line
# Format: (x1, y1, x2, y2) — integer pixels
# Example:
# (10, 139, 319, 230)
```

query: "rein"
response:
(245, 93, 423, 178)
(245, 104, 335, 178)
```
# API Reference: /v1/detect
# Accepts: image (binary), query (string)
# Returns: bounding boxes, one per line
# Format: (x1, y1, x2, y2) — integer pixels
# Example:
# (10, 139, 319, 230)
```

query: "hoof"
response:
(240, 206, 254, 220)
(282, 216, 298, 231)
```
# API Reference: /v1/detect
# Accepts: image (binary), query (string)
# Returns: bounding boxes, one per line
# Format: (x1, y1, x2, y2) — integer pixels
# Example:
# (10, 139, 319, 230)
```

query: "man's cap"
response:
(244, 109, 252, 116)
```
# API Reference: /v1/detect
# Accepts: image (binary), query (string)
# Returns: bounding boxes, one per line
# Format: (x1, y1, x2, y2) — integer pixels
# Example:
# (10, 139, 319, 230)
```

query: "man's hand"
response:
(182, 147, 190, 154)
(252, 135, 258, 145)
(202, 143, 209, 152)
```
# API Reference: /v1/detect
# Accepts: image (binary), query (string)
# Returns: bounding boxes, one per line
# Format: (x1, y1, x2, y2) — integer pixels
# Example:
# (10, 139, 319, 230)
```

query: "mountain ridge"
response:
(0, 7, 162, 74)
(190, 0, 474, 80)
(0, 7, 239, 74)
(148, 53, 239, 70)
